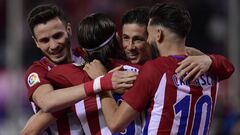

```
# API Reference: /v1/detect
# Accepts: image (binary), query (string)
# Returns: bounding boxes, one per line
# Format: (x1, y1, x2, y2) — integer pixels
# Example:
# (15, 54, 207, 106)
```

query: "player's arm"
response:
(32, 83, 86, 113)
(175, 54, 234, 81)
(32, 70, 137, 113)
(185, 46, 204, 56)
(83, 60, 130, 94)
(83, 59, 108, 79)
(20, 110, 56, 135)
(100, 63, 153, 133)
(208, 54, 234, 80)
(100, 92, 138, 133)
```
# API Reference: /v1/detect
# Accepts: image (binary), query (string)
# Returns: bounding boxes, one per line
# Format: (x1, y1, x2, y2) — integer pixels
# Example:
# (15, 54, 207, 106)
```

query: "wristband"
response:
(84, 72, 113, 96)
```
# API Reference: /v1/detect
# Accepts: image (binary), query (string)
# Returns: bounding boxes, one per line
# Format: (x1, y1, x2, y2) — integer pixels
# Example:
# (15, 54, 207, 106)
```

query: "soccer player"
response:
(121, 6, 221, 81)
(22, 4, 134, 135)
(100, 3, 235, 135)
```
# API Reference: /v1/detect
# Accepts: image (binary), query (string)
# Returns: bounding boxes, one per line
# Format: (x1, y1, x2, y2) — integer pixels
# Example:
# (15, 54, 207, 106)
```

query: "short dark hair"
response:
(77, 13, 126, 70)
(121, 7, 149, 26)
(149, 3, 192, 38)
(27, 4, 68, 37)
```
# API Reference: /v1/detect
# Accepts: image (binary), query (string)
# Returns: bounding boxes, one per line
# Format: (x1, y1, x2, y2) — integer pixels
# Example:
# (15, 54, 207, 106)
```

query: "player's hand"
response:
(111, 70, 138, 90)
(185, 47, 204, 56)
(84, 68, 138, 96)
(83, 59, 107, 79)
(175, 55, 212, 81)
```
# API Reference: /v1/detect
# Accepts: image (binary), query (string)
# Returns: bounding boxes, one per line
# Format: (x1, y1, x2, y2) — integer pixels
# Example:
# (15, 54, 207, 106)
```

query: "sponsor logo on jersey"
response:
(123, 65, 139, 73)
(27, 72, 40, 87)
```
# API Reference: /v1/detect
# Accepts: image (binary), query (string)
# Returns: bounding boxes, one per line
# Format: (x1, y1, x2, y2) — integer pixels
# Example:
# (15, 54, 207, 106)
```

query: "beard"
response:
(150, 41, 160, 60)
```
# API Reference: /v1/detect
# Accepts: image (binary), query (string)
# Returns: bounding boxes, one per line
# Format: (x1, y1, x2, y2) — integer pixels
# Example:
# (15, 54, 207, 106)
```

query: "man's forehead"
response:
(34, 20, 66, 38)
(122, 23, 147, 35)
(123, 23, 146, 29)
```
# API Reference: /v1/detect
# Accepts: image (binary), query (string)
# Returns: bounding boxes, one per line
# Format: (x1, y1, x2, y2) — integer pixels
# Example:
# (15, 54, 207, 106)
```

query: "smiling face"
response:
(33, 17, 71, 64)
(122, 23, 149, 65)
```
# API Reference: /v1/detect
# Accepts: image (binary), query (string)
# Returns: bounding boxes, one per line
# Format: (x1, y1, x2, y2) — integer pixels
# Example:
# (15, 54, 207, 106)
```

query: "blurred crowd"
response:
(0, 0, 239, 134)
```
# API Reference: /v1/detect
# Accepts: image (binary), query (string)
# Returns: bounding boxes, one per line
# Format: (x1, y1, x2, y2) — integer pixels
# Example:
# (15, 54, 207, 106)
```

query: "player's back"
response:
(142, 55, 218, 135)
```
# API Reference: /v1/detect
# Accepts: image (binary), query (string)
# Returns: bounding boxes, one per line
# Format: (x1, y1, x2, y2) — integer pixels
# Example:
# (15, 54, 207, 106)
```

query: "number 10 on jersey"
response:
(173, 95, 212, 135)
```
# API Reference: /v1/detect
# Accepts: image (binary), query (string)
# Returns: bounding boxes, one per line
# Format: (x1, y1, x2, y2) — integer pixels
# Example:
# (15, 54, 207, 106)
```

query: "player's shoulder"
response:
(25, 60, 48, 77)
(142, 56, 171, 70)
(24, 60, 50, 89)
(50, 63, 84, 74)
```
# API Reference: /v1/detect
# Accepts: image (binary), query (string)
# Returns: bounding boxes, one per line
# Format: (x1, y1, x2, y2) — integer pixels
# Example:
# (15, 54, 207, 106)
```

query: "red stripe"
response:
(84, 80, 94, 96)
(57, 113, 71, 135)
(84, 95, 102, 135)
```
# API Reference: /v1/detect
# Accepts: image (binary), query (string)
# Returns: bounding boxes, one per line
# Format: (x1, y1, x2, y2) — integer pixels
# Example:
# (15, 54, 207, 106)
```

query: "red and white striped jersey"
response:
(25, 48, 85, 135)
(47, 63, 112, 135)
(46, 59, 143, 135)
(123, 55, 234, 135)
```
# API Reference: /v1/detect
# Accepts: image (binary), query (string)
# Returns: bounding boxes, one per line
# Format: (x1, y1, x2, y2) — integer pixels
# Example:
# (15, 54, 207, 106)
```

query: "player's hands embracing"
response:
(111, 70, 138, 90)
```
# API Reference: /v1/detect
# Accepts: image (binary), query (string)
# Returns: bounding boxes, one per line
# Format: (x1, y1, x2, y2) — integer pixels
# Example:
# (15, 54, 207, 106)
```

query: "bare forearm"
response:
(21, 110, 56, 135)
(100, 93, 135, 133)
(100, 93, 118, 130)
(34, 84, 86, 113)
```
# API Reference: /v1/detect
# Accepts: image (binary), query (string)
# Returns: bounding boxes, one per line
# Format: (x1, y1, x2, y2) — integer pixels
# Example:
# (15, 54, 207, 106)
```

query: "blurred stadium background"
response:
(0, 0, 239, 134)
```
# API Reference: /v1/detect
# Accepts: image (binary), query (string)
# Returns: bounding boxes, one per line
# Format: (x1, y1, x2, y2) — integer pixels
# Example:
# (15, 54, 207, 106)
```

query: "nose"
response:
(126, 40, 135, 50)
(49, 39, 59, 50)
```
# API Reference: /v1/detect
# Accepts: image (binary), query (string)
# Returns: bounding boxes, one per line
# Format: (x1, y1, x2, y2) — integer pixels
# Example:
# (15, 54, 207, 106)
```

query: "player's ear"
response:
(32, 36, 40, 48)
(115, 32, 121, 43)
(66, 22, 72, 36)
(157, 28, 164, 43)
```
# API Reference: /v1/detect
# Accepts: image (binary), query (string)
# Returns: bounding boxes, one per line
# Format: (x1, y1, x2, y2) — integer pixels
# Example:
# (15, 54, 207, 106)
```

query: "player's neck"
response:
(159, 38, 186, 56)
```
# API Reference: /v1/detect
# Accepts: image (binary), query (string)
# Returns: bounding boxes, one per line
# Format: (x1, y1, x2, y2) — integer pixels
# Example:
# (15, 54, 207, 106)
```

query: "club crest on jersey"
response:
(27, 72, 40, 87)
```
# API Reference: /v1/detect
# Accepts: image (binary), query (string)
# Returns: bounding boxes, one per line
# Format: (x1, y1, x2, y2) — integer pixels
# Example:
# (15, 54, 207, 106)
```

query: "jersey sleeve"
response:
(209, 54, 235, 81)
(46, 64, 90, 88)
(25, 64, 50, 101)
(122, 62, 158, 112)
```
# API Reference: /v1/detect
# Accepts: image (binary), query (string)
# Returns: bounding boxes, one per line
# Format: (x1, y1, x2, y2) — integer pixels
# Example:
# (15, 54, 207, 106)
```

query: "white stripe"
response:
(141, 112, 146, 134)
(68, 112, 85, 135)
(96, 95, 112, 135)
(214, 82, 219, 108)
(148, 73, 167, 135)
(170, 77, 191, 135)
(199, 88, 211, 135)
(30, 102, 37, 113)
(75, 100, 91, 135)
(134, 116, 143, 135)
(93, 76, 102, 93)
